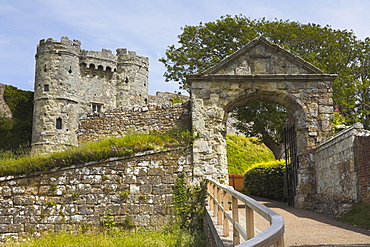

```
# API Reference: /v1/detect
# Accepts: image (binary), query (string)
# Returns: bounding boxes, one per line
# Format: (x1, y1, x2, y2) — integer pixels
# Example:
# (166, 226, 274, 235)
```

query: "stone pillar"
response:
(191, 92, 228, 185)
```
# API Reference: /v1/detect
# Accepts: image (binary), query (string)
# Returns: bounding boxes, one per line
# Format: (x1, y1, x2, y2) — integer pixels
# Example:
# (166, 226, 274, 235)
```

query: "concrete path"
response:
(210, 196, 370, 246)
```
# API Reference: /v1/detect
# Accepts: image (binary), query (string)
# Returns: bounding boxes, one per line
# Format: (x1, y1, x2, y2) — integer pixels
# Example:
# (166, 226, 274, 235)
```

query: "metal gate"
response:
(284, 125, 299, 206)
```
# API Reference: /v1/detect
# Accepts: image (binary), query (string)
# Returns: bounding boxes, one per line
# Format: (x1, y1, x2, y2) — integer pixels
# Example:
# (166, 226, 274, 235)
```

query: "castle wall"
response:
(0, 148, 192, 240)
(32, 37, 149, 154)
(314, 123, 370, 216)
(77, 102, 191, 144)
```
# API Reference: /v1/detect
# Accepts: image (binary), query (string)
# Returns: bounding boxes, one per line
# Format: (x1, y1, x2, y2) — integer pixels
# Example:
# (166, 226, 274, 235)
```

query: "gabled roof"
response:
(201, 36, 324, 75)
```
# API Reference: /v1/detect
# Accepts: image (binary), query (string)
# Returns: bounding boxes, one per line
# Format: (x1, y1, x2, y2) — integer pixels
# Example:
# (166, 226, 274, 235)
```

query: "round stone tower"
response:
(116, 49, 149, 106)
(32, 36, 81, 154)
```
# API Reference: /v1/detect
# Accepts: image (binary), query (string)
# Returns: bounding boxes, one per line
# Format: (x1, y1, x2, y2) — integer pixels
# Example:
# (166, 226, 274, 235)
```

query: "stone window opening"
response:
(44, 84, 49, 92)
(125, 77, 129, 83)
(92, 103, 103, 113)
(89, 64, 95, 77)
(106, 67, 112, 80)
(97, 65, 104, 78)
(80, 62, 87, 76)
(68, 66, 72, 74)
(56, 117, 62, 130)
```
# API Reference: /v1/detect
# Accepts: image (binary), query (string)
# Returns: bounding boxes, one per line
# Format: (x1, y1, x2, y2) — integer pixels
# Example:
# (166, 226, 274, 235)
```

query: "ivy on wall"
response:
(173, 173, 205, 231)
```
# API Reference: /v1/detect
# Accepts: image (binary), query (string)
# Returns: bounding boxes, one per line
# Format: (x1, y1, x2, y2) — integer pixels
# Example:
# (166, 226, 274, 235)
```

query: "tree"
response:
(160, 15, 370, 157)
(232, 101, 288, 160)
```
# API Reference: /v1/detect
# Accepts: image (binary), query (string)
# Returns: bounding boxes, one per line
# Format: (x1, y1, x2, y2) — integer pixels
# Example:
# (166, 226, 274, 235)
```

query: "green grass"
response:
(4, 227, 206, 247)
(0, 130, 192, 177)
(226, 135, 275, 174)
(337, 201, 370, 229)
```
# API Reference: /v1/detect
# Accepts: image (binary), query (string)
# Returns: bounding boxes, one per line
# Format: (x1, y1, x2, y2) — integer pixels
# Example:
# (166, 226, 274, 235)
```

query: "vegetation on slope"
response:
(4, 227, 205, 247)
(0, 85, 33, 151)
(0, 130, 191, 177)
(226, 134, 275, 174)
(337, 202, 370, 229)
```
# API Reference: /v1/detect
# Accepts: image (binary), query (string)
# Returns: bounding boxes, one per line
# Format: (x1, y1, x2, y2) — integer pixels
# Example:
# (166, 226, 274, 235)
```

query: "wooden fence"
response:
(206, 179, 285, 247)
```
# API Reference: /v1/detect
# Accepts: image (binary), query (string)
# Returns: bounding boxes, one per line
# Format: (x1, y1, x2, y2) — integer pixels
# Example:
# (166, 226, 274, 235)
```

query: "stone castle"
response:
(31, 36, 151, 154)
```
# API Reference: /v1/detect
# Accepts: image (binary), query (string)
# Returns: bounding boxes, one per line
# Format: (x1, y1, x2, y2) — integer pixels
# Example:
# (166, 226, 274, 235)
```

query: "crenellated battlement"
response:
(32, 37, 150, 154)
(81, 49, 116, 61)
(117, 48, 149, 66)
(37, 36, 81, 54)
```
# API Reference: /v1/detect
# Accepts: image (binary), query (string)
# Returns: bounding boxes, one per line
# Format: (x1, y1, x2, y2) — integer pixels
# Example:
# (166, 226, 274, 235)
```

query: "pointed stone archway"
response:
(187, 37, 337, 208)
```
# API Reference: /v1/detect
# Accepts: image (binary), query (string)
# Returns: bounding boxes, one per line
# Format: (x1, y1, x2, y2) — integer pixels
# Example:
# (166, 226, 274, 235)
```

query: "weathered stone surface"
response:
(188, 37, 337, 208)
(0, 148, 192, 239)
(32, 37, 149, 154)
(314, 123, 370, 216)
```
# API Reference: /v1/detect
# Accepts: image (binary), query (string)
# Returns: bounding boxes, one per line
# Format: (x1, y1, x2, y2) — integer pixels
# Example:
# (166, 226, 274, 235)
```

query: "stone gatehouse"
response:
(188, 37, 337, 208)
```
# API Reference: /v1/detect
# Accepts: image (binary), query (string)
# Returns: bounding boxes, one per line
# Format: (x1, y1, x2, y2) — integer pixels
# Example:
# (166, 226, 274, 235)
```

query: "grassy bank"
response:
(226, 135, 275, 174)
(4, 227, 206, 247)
(0, 130, 191, 177)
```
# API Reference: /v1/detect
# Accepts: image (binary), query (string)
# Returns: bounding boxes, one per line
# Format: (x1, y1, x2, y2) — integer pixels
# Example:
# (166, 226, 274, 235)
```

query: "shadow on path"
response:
(246, 195, 370, 246)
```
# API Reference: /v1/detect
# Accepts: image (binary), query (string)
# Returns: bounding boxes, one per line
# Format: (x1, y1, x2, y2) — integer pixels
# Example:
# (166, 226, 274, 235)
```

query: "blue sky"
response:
(0, 0, 369, 95)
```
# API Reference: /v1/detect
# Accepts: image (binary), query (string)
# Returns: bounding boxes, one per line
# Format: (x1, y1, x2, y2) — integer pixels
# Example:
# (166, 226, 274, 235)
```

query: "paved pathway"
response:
(210, 196, 370, 246)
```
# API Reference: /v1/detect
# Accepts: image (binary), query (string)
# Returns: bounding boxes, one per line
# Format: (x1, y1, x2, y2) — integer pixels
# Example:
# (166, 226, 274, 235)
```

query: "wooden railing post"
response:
(217, 187, 222, 225)
(232, 196, 240, 245)
(223, 190, 229, 237)
(214, 185, 219, 223)
(246, 205, 254, 239)
(205, 179, 284, 247)
(208, 181, 213, 211)
(275, 235, 285, 247)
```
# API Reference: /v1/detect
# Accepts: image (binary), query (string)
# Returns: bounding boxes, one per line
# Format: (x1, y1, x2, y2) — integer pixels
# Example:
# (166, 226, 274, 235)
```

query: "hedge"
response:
(244, 160, 286, 201)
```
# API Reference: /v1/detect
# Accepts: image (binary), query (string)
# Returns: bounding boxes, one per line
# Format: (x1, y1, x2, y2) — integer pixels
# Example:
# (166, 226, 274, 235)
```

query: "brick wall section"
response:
(354, 136, 370, 203)
(0, 147, 192, 240)
(77, 102, 191, 143)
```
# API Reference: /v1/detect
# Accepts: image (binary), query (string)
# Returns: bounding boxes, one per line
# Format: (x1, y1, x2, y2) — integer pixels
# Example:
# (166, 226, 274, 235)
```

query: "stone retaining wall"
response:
(0, 147, 192, 241)
(314, 123, 370, 216)
(77, 102, 191, 143)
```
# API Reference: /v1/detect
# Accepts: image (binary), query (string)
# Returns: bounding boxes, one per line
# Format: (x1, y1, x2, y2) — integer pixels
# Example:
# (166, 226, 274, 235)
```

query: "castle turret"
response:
(116, 49, 149, 106)
(32, 36, 81, 154)
(31, 37, 150, 154)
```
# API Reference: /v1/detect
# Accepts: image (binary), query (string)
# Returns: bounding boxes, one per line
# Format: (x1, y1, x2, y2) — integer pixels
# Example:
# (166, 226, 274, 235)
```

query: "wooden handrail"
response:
(206, 179, 285, 247)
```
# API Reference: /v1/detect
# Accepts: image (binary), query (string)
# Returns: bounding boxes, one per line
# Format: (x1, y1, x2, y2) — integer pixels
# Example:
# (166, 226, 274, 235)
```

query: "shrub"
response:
(244, 160, 286, 200)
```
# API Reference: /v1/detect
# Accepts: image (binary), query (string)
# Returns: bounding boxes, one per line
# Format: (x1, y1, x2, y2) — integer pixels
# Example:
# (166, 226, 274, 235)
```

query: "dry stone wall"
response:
(314, 123, 370, 216)
(0, 148, 192, 241)
(78, 102, 191, 143)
